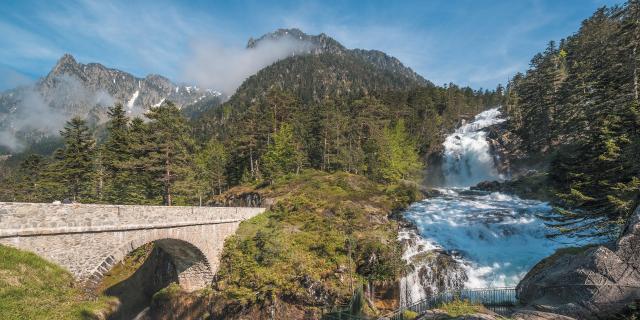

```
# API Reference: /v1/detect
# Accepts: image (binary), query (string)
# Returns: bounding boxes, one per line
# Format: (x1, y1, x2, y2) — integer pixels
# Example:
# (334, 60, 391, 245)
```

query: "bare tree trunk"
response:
(634, 44, 638, 101)
(165, 153, 172, 206)
(322, 135, 327, 171)
(249, 146, 255, 179)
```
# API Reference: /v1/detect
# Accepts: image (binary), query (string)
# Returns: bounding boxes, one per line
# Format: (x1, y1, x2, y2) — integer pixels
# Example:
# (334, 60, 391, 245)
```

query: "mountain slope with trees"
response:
(501, 0, 640, 238)
(0, 28, 502, 319)
(0, 29, 502, 204)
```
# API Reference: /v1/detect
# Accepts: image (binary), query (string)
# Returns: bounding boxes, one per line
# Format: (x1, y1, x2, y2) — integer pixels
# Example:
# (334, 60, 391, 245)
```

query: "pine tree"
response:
(510, 3, 640, 238)
(191, 138, 229, 205)
(16, 154, 45, 202)
(367, 120, 421, 182)
(102, 104, 133, 203)
(124, 117, 158, 203)
(57, 117, 95, 202)
(261, 123, 305, 183)
(142, 101, 194, 206)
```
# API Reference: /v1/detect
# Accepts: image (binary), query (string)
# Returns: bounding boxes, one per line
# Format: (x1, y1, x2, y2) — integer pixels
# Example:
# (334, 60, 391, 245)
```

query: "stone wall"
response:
(0, 202, 265, 291)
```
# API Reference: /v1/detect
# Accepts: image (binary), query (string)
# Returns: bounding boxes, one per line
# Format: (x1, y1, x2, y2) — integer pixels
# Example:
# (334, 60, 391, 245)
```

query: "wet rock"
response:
(399, 229, 467, 304)
(472, 180, 501, 192)
(516, 206, 640, 319)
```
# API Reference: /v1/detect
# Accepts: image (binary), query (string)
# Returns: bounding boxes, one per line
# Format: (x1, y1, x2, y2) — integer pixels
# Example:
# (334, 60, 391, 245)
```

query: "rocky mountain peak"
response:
(56, 53, 78, 68)
(0, 54, 223, 145)
(48, 53, 81, 78)
(247, 28, 345, 55)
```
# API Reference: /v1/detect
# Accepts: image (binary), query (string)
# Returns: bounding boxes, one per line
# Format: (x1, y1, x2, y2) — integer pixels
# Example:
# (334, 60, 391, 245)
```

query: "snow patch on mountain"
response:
(126, 90, 139, 110)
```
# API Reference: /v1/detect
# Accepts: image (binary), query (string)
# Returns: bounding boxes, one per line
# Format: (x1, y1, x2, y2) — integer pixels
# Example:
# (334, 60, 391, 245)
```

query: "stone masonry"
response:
(0, 202, 265, 291)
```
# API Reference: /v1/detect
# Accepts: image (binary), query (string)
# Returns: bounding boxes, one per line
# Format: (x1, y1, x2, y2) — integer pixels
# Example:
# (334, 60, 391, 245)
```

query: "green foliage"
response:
(0, 245, 116, 320)
(261, 123, 305, 182)
(368, 119, 421, 183)
(56, 117, 96, 201)
(0, 44, 501, 203)
(15, 154, 45, 202)
(505, 2, 640, 238)
(401, 309, 419, 320)
(101, 104, 134, 203)
(0, 101, 213, 206)
(142, 102, 195, 205)
(190, 138, 228, 202)
(349, 285, 365, 316)
(213, 171, 410, 312)
(437, 299, 485, 317)
(193, 48, 501, 186)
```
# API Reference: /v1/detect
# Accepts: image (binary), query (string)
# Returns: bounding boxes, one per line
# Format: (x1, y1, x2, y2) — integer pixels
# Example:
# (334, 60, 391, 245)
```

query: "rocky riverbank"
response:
(515, 205, 640, 319)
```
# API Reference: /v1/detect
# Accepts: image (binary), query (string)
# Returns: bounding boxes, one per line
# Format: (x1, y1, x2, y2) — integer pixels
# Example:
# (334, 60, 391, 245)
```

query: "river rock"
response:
(515, 205, 640, 319)
(511, 309, 576, 320)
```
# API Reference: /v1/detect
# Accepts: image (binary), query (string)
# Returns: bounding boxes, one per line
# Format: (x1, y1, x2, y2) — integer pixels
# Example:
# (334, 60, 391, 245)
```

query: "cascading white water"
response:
(442, 108, 505, 187)
(399, 108, 571, 306)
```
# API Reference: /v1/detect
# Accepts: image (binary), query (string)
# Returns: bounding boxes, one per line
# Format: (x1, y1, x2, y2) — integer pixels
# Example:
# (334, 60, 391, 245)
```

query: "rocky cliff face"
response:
(42, 54, 222, 114)
(515, 206, 640, 319)
(0, 54, 222, 149)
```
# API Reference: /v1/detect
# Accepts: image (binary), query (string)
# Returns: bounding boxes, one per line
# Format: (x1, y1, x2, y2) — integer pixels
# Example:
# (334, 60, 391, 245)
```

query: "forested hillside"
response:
(0, 31, 502, 204)
(502, 1, 640, 238)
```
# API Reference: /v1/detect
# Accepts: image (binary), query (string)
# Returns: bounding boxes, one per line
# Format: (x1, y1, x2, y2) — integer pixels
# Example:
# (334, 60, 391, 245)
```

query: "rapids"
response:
(399, 108, 570, 306)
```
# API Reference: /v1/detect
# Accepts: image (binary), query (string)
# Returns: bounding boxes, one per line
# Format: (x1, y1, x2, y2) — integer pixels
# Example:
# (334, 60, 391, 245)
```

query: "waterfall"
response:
(441, 108, 505, 187)
(399, 107, 568, 307)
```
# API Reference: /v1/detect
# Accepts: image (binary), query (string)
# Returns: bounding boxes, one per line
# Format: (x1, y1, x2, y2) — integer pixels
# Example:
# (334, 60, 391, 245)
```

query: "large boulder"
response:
(516, 206, 640, 319)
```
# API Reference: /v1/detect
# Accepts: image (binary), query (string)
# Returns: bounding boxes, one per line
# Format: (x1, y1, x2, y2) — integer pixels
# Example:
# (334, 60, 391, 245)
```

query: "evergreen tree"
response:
(57, 117, 95, 202)
(16, 154, 45, 202)
(191, 138, 229, 204)
(507, 2, 640, 238)
(142, 101, 194, 205)
(124, 117, 158, 203)
(367, 120, 421, 182)
(261, 123, 305, 183)
(102, 104, 133, 203)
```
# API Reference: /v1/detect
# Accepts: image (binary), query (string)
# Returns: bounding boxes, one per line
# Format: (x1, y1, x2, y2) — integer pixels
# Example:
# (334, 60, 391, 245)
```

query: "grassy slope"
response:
(0, 245, 116, 320)
(209, 170, 421, 317)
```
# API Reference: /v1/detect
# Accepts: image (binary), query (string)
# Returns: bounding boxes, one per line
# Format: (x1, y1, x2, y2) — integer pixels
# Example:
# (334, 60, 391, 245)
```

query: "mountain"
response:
(39, 54, 221, 114)
(247, 28, 429, 87)
(0, 54, 222, 151)
(194, 28, 433, 138)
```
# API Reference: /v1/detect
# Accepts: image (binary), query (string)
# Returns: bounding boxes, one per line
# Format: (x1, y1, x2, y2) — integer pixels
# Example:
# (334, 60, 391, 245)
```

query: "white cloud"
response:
(183, 36, 315, 95)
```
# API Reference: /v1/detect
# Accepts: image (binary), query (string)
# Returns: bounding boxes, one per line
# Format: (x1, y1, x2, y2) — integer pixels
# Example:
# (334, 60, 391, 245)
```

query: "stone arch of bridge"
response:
(87, 230, 214, 292)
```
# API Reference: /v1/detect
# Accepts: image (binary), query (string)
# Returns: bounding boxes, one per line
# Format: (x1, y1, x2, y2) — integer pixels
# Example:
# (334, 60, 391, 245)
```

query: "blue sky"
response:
(0, 0, 623, 91)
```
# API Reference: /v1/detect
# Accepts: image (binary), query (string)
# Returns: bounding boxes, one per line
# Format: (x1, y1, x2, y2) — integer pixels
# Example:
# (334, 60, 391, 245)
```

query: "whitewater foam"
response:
(400, 107, 571, 305)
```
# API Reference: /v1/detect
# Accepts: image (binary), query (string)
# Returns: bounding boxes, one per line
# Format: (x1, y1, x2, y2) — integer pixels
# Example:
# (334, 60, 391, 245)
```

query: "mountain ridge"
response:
(247, 28, 429, 86)
(0, 54, 222, 151)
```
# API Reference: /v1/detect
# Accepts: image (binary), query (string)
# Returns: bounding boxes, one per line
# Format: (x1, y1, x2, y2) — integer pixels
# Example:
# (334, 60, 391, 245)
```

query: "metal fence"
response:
(380, 287, 517, 320)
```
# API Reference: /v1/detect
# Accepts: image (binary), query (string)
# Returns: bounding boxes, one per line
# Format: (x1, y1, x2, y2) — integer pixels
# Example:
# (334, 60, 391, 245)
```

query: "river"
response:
(399, 108, 573, 306)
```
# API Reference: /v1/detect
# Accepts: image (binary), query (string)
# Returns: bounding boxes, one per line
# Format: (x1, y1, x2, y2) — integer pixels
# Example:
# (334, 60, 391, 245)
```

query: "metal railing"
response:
(380, 287, 517, 320)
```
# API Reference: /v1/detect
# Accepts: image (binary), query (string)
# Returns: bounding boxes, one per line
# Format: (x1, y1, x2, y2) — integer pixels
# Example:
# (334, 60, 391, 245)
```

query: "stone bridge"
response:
(0, 202, 265, 291)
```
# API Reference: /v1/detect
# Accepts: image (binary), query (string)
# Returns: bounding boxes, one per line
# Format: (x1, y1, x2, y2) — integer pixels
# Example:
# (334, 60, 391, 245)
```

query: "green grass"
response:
(0, 245, 117, 320)
(211, 170, 420, 315)
(438, 299, 486, 317)
(401, 309, 419, 319)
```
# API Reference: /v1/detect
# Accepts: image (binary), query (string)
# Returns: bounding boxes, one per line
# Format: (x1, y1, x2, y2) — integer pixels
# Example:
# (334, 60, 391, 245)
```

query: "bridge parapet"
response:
(0, 202, 263, 237)
(0, 202, 265, 291)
